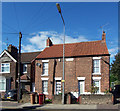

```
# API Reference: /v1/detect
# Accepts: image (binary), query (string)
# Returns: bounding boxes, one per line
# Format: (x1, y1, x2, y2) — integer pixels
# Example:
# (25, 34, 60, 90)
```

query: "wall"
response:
(0, 53, 17, 97)
(79, 94, 112, 104)
(35, 55, 110, 99)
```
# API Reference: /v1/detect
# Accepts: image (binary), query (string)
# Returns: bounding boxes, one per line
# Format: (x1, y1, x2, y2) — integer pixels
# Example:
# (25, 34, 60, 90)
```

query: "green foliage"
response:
(45, 99, 52, 104)
(110, 72, 117, 84)
(91, 86, 99, 94)
(111, 53, 120, 81)
(104, 89, 109, 94)
(114, 80, 120, 85)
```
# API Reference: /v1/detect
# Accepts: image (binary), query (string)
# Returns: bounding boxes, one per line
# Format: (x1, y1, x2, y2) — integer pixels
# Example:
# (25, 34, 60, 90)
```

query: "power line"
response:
(25, 5, 56, 31)
(23, 3, 53, 33)
(2, 22, 18, 32)
(22, 3, 45, 33)
(13, 2, 21, 32)
(2, 32, 37, 37)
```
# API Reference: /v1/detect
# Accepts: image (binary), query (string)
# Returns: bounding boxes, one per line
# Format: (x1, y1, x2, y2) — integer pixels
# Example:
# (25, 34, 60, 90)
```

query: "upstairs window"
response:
(42, 62, 48, 75)
(93, 57, 101, 74)
(23, 64, 27, 73)
(1, 63, 10, 73)
(93, 60, 100, 73)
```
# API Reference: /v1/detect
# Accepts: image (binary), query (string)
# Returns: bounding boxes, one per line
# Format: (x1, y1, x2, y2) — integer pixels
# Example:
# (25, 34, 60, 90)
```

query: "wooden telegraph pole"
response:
(18, 32, 22, 102)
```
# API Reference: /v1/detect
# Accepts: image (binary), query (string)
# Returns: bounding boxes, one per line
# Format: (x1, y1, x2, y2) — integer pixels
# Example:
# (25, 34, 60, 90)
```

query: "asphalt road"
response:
(0, 109, 119, 111)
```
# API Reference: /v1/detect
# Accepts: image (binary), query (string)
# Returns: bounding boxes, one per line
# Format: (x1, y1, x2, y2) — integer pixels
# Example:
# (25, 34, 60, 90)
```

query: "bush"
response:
(45, 99, 52, 104)
(91, 86, 99, 94)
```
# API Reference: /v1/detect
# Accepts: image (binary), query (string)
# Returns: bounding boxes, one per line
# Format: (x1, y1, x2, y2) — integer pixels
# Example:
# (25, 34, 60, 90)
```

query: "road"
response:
(0, 109, 119, 111)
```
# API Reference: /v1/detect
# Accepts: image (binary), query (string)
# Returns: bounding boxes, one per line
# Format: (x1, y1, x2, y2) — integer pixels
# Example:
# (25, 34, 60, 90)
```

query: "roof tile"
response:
(36, 40, 109, 59)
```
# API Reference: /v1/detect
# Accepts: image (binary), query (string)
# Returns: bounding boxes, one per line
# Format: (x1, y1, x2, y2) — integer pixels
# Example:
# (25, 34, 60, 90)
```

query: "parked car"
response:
(4, 90, 17, 101)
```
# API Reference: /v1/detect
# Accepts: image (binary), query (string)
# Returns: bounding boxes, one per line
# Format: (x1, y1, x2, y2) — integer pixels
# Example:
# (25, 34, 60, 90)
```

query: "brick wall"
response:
(79, 94, 112, 104)
(35, 55, 110, 99)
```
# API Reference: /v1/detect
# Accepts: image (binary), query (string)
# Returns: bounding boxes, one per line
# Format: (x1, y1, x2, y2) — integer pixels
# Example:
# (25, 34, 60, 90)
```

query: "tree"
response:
(111, 53, 120, 84)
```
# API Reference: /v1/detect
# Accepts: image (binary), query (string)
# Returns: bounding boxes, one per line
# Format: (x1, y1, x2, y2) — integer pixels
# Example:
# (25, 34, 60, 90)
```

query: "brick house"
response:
(0, 45, 18, 97)
(35, 31, 110, 99)
(0, 45, 40, 97)
(19, 51, 41, 92)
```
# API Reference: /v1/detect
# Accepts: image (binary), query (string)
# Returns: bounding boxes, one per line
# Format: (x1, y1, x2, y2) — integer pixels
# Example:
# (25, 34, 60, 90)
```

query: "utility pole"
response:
(17, 32, 22, 102)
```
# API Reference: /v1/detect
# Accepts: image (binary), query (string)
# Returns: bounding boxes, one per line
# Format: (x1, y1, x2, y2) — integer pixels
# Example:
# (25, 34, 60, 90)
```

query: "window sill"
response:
(92, 73, 101, 75)
(43, 92, 48, 95)
(41, 74, 48, 77)
(23, 72, 27, 74)
(0, 90, 6, 92)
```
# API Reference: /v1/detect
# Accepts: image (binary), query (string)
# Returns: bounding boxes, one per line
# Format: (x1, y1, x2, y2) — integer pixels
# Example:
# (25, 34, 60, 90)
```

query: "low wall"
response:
(52, 94, 72, 104)
(20, 93, 31, 103)
(79, 94, 113, 105)
(52, 95, 62, 104)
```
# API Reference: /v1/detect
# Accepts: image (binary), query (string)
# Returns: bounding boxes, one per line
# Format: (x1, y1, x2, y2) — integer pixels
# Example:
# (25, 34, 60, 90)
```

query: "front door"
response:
(79, 81, 84, 94)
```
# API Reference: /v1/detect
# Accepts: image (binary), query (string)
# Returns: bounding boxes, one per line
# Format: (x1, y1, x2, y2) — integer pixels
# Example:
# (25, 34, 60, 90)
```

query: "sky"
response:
(1, 2, 118, 64)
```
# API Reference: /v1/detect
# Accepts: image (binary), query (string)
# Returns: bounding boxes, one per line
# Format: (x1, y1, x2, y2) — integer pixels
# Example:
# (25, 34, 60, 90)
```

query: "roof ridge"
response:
(21, 51, 41, 54)
(53, 40, 102, 46)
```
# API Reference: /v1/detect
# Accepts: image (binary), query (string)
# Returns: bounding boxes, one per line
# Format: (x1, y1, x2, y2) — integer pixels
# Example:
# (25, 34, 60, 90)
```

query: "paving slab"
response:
(97, 104, 118, 109)
(0, 101, 120, 110)
(36, 104, 97, 109)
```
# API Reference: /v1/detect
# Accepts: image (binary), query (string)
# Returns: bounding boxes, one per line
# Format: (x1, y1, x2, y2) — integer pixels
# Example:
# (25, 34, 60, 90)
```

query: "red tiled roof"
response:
(36, 40, 109, 59)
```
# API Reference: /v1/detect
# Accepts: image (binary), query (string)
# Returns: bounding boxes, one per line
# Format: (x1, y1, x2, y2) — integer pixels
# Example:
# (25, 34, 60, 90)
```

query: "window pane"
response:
(23, 64, 27, 73)
(93, 60, 100, 73)
(1, 63, 10, 73)
(0, 78, 6, 90)
(56, 81, 61, 94)
(93, 80, 99, 93)
(42, 63, 48, 75)
(42, 81, 48, 93)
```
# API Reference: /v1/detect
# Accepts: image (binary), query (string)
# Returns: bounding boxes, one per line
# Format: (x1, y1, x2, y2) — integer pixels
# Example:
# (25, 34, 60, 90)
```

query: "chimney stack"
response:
(7, 44, 18, 59)
(46, 37, 53, 47)
(102, 31, 106, 42)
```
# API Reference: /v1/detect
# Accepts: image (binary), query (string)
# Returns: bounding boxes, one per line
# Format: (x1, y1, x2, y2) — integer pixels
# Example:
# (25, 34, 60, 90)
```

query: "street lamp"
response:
(56, 3, 65, 104)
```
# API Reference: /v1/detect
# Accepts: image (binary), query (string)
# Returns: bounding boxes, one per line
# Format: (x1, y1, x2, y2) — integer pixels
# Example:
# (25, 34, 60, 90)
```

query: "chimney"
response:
(102, 31, 106, 42)
(7, 44, 18, 59)
(46, 37, 53, 47)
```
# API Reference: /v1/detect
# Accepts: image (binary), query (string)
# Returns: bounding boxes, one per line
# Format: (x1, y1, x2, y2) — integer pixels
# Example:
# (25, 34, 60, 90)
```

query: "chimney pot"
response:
(102, 31, 106, 42)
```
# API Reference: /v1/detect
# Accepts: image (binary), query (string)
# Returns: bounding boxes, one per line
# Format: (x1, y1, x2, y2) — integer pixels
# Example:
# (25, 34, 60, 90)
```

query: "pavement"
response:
(0, 101, 120, 110)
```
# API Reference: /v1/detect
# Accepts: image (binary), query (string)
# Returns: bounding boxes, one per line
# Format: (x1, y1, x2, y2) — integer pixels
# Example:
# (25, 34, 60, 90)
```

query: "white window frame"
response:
(77, 77, 85, 94)
(92, 77, 101, 94)
(0, 63, 10, 73)
(79, 80, 85, 94)
(92, 57, 101, 75)
(0, 77, 6, 92)
(42, 79, 48, 95)
(42, 61, 49, 76)
(23, 64, 27, 73)
(55, 77, 62, 95)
